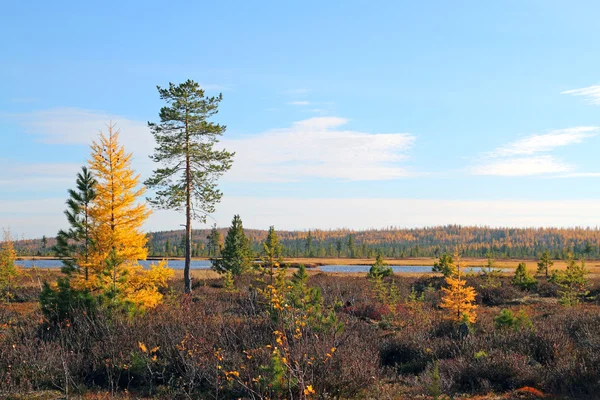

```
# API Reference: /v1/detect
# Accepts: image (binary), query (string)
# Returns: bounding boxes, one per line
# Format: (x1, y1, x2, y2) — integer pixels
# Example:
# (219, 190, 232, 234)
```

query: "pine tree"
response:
(305, 230, 313, 257)
(347, 235, 356, 258)
(206, 224, 223, 258)
(552, 258, 588, 306)
(537, 250, 554, 278)
(336, 239, 343, 258)
(440, 252, 477, 323)
(368, 253, 392, 278)
(213, 215, 252, 276)
(145, 80, 234, 293)
(54, 166, 97, 280)
(262, 226, 283, 283)
(512, 262, 537, 290)
(432, 253, 455, 277)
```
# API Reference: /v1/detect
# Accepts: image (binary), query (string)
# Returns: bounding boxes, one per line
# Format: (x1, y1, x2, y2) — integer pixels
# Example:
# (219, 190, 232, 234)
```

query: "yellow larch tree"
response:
(89, 124, 150, 264)
(440, 251, 477, 323)
(82, 124, 172, 310)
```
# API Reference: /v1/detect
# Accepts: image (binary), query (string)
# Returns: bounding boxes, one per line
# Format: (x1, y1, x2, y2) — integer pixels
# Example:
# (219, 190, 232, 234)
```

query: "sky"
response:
(3, 0, 600, 238)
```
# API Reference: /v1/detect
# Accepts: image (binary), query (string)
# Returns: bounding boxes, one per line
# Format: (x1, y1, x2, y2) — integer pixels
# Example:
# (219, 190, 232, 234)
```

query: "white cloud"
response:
(471, 156, 573, 176)
(472, 127, 598, 177)
(10, 106, 154, 167)
(562, 85, 600, 105)
(221, 117, 417, 182)
(13, 107, 152, 149)
(493, 127, 597, 157)
(288, 100, 310, 105)
(0, 160, 81, 192)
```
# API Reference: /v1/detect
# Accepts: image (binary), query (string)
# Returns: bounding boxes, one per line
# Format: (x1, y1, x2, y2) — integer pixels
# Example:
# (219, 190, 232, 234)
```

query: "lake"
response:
(16, 260, 500, 274)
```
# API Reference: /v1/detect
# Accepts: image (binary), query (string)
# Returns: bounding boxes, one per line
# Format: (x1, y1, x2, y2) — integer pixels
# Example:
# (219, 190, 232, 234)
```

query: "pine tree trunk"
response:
(184, 112, 192, 294)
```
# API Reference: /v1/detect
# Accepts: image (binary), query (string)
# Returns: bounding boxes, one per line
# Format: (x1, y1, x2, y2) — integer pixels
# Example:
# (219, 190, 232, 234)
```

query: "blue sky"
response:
(3, 1, 600, 238)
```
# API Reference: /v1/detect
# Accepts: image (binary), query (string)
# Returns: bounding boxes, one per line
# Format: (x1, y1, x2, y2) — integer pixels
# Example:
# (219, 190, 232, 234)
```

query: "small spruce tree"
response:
(213, 215, 252, 276)
(537, 250, 554, 278)
(368, 253, 392, 278)
(432, 253, 455, 277)
(512, 262, 537, 290)
(551, 258, 588, 306)
(261, 226, 283, 284)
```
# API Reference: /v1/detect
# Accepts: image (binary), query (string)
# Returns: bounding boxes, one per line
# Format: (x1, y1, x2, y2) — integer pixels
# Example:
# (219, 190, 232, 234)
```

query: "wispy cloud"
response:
(222, 117, 417, 182)
(492, 127, 597, 157)
(562, 85, 600, 105)
(471, 127, 598, 176)
(4, 108, 156, 194)
(288, 100, 310, 106)
(8, 108, 416, 186)
(471, 156, 573, 176)
(0, 159, 81, 192)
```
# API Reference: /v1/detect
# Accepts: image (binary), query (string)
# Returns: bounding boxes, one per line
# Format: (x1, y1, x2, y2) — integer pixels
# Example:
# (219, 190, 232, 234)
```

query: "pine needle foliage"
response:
(145, 80, 234, 293)
(537, 250, 554, 278)
(213, 215, 252, 276)
(551, 258, 589, 306)
(512, 262, 537, 290)
(53, 166, 97, 279)
(368, 253, 392, 279)
(43, 125, 173, 316)
(260, 226, 284, 284)
(433, 253, 455, 277)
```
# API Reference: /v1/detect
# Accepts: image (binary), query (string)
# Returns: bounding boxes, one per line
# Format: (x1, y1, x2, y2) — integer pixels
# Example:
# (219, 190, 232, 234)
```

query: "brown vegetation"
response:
(1, 268, 600, 399)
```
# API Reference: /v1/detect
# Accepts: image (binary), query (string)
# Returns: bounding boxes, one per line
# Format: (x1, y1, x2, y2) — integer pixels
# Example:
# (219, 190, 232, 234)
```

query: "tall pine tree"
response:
(145, 80, 234, 293)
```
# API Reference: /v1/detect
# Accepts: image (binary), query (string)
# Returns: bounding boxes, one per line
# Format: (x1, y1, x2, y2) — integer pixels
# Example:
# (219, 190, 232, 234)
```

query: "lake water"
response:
(16, 260, 498, 274)
(320, 265, 496, 273)
(16, 259, 213, 270)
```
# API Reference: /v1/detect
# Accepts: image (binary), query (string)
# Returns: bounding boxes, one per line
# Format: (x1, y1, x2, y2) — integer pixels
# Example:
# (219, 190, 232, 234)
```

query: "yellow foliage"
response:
(88, 124, 150, 266)
(440, 252, 477, 323)
(68, 124, 173, 311)
(121, 261, 174, 310)
(0, 228, 19, 297)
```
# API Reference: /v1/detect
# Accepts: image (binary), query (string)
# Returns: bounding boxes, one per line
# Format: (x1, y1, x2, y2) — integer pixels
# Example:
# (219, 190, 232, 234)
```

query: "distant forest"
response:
(14, 225, 600, 260)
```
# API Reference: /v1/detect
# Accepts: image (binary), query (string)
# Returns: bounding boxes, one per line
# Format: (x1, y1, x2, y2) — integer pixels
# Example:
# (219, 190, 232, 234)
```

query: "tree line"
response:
(139, 225, 600, 260)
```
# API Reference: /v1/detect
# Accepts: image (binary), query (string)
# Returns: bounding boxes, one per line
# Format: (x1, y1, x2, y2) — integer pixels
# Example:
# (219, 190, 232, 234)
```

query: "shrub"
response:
(368, 253, 392, 278)
(494, 309, 533, 331)
(551, 259, 589, 306)
(439, 351, 540, 394)
(39, 277, 97, 324)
